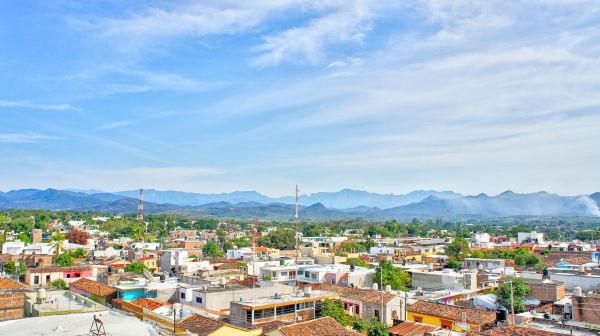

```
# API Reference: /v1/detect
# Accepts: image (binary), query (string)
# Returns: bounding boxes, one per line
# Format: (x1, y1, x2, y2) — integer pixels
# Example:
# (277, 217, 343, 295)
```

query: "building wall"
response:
(211, 325, 262, 336)
(0, 293, 25, 321)
(572, 294, 600, 325)
(528, 282, 565, 302)
(407, 311, 477, 332)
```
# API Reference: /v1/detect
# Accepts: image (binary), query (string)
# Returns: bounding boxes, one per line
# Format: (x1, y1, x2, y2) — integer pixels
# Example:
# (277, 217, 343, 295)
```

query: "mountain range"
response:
(1, 188, 599, 220)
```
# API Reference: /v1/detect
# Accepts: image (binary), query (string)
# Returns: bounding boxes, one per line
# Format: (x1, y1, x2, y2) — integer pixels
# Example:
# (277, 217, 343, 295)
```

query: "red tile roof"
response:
(177, 314, 225, 336)
(479, 326, 564, 336)
(27, 266, 91, 273)
(70, 278, 116, 297)
(315, 283, 397, 304)
(277, 317, 362, 336)
(389, 321, 438, 336)
(0, 278, 26, 290)
(408, 301, 496, 326)
(130, 298, 166, 311)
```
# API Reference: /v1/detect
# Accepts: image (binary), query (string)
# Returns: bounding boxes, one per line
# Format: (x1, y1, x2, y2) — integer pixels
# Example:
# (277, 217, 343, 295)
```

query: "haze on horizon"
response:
(1, 1, 600, 197)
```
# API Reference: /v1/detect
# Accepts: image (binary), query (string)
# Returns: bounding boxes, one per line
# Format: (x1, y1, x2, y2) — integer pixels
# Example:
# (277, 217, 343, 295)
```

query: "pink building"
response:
(24, 266, 94, 287)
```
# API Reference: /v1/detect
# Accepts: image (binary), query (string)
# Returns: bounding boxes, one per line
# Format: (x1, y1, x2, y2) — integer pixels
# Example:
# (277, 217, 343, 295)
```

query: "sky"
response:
(1, 0, 600, 197)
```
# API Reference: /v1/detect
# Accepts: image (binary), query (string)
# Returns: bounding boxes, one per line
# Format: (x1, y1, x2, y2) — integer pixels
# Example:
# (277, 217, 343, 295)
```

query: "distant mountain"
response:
(1, 188, 599, 220)
(113, 188, 461, 209)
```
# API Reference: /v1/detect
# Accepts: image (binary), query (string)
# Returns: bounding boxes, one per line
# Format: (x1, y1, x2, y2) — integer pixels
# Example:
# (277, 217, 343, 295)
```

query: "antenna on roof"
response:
(89, 315, 106, 336)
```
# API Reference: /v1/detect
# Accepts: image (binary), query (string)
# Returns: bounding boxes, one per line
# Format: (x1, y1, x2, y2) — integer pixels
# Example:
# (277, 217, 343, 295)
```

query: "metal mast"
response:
(137, 188, 144, 222)
(295, 185, 299, 252)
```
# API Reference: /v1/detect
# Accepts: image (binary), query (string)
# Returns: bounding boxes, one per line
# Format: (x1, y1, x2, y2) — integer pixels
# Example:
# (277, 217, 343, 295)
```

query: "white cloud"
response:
(0, 133, 57, 143)
(0, 100, 74, 111)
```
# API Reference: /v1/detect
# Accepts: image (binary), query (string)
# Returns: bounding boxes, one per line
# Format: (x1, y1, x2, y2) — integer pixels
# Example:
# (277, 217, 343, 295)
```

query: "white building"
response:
(130, 242, 160, 250)
(518, 231, 544, 244)
(369, 246, 396, 255)
(1, 241, 24, 255)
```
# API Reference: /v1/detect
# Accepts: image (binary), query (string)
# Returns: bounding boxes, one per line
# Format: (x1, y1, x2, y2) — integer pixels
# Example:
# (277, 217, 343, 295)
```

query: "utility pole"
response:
(380, 264, 384, 323)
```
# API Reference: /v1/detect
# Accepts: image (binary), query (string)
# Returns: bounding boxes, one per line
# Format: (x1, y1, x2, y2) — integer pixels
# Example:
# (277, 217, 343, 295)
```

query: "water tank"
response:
(579, 265, 586, 273)
(280, 259, 285, 266)
(304, 286, 312, 297)
(37, 288, 46, 304)
(372, 283, 379, 291)
(173, 303, 182, 317)
(574, 287, 583, 297)
(220, 277, 227, 286)
(159, 274, 166, 282)
(385, 285, 392, 293)
(542, 269, 549, 278)
(107, 266, 114, 273)
(496, 306, 508, 322)
(350, 264, 356, 272)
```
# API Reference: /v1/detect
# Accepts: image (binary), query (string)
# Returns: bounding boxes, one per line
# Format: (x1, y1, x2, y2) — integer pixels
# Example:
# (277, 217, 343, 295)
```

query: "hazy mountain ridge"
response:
(1, 188, 599, 219)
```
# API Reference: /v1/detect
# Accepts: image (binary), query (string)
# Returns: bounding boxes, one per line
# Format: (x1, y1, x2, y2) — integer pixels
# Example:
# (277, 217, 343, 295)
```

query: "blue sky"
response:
(1, 0, 600, 196)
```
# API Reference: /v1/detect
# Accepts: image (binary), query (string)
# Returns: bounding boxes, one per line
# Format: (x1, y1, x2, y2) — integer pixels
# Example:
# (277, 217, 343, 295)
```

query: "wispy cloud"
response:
(0, 133, 58, 143)
(94, 120, 134, 131)
(0, 100, 74, 111)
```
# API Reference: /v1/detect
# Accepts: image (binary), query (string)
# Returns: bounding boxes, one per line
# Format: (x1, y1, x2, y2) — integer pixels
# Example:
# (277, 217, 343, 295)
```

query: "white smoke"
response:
(576, 196, 600, 217)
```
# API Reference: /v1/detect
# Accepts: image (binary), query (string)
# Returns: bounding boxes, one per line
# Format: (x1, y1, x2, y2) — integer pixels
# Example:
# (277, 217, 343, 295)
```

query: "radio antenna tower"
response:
(295, 185, 300, 256)
(137, 188, 144, 222)
(252, 216, 258, 252)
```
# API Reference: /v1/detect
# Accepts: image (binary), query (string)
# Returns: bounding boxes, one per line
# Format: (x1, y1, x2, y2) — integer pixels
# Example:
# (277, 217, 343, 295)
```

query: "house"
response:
(572, 290, 600, 324)
(406, 301, 496, 332)
(410, 269, 477, 291)
(24, 266, 95, 287)
(388, 321, 438, 336)
(228, 288, 339, 327)
(1, 241, 24, 255)
(525, 279, 565, 302)
(69, 278, 117, 305)
(178, 313, 262, 336)
(0, 278, 28, 321)
(118, 298, 187, 332)
(518, 231, 544, 244)
(463, 258, 506, 271)
(136, 256, 157, 270)
(315, 283, 405, 326)
(266, 316, 362, 336)
(296, 264, 374, 288)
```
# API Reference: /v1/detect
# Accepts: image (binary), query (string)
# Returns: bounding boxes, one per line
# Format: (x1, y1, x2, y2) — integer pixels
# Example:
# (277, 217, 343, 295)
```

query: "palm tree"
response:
(50, 232, 65, 261)
(131, 225, 145, 242)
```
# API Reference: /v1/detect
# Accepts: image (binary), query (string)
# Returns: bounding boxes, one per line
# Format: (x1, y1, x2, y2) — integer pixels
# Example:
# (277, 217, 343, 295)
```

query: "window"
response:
(34, 276, 40, 285)
(441, 320, 453, 329)
(374, 309, 380, 321)
(66, 274, 71, 278)
(46, 275, 50, 283)
(414, 316, 423, 323)
(181, 292, 186, 299)
(75, 273, 81, 278)
(196, 297, 202, 303)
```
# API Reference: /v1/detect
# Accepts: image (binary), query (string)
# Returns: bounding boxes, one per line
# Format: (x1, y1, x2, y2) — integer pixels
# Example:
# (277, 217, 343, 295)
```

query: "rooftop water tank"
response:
(496, 306, 508, 322)
(372, 283, 379, 291)
(37, 288, 46, 304)
(304, 286, 312, 297)
(574, 287, 583, 297)
(385, 285, 392, 293)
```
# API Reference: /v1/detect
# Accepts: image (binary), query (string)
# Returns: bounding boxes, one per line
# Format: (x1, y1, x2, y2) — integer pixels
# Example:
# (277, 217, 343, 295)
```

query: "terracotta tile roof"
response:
(177, 314, 225, 336)
(277, 317, 362, 336)
(137, 256, 155, 261)
(27, 266, 91, 273)
(315, 283, 396, 304)
(478, 326, 564, 336)
(130, 298, 166, 311)
(0, 278, 26, 290)
(70, 278, 116, 297)
(389, 321, 438, 336)
(408, 301, 496, 326)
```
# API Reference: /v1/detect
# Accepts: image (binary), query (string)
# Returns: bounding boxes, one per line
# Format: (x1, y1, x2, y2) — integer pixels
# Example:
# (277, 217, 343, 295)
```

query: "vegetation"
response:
(470, 247, 542, 267)
(202, 241, 224, 257)
(374, 260, 411, 291)
(50, 278, 67, 289)
(3, 260, 16, 274)
(446, 237, 470, 261)
(497, 277, 531, 313)
(69, 247, 88, 258)
(343, 258, 370, 268)
(257, 228, 296, 250)
(367, 319, 389, 336)
(54, 253, 74, 267)
(320, 299, 384, 334)
(125, 262, 148, 274)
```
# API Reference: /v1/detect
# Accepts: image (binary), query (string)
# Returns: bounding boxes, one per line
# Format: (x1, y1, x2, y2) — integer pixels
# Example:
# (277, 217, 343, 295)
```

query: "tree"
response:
(202, 241, 224, 257)
(131, 224, 145, 242)
(67, 228, 88, 245)
(50, 278, 67, 289)
(446, 237, 470, 261)
(344, 258, 369, 268)
(50, 232, 65, 260)
(69, 247, 87, 258)
(320, 299, 351, 326)
(223, 242, 234, 251)
(303, 224, 323, 237)
(257, 228, 296, 250)
(497, 277, 530, 313)
(367, 319, 388, 336)
(446, 258, 462, 269)
(3, 260, 16, 274)
(54, 253, 74, 267)
(126, 262, 148, 274)
(17, 232, 32, 244)
(374, 260, 411, 291)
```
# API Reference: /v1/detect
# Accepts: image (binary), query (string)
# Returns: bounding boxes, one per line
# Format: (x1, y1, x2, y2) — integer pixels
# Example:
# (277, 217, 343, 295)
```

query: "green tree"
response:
(202, 241, 224, 257)
(125, 262, 148, 274)
(367, 319, 388, 336)
(50, 232, 65, 260)
(497, 277, 530, 313)
(223, 242, 234, 251)
(352, 318, 368, 332)
(54, 253, 74, 267)
(374, 260, 411, 291)
(320, 299, 351, 326)
(50, 278, 67, 289)
(344, 258, 369, 268)
(69, 247, 88, 258)
(17, 232, 32, 244)
(257, 228, 296, 250)
(446, 258, 462, 269)
(131, 224, 145, 242)
(446, 237, 470, 261)
(302, 224, 324, 237)
(3, 260, 16, 274)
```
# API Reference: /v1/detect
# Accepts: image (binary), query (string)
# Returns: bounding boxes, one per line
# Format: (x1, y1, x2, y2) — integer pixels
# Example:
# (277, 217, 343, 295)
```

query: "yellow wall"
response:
(407, 312, 476, 332)
(210, 325, 263, 336)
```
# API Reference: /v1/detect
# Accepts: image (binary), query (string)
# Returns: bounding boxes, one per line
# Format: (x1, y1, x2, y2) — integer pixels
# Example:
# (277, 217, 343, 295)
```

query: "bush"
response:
(50, 278, 67, 289)
(125, 262, 148, 274)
